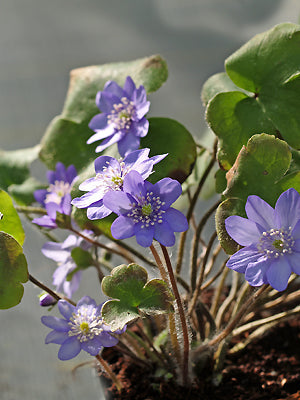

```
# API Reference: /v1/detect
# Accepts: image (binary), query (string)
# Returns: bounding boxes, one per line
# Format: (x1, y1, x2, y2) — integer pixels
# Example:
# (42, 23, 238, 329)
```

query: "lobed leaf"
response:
(101, 264, 174, 330)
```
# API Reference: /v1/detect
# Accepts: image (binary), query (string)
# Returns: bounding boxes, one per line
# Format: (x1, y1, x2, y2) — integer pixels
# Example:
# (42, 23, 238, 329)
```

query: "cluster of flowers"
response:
(35, 75, 300, 362)
(37, 77, 188, 360)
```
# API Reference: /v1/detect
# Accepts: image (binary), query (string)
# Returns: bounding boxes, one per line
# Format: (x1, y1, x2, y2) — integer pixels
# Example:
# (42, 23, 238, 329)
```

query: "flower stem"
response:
(175, 139, 217, 275)
(28, 274, 76, 306)
(149, 244, 182, 368)
(160, 244, 190, 386)
(95, 354, 123, 392)
(207, 284, 269, 348)
(69, 226, 128, 259)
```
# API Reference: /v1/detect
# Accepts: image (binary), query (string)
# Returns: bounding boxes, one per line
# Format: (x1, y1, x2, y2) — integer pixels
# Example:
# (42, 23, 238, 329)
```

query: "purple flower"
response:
(42, 233, 92, 298)
(39, 292, 57, 307)
(71, 148, 166, 220)
(87, 76, 150, 157)
(103, 170, 188, 247)
(225, 188, 300, 291)
(33, 162, 77, 228)
(41, 296, 123, 360)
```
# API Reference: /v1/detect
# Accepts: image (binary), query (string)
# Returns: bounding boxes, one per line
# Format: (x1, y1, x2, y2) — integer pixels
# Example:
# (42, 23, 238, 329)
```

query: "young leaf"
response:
(101, 263, 174, 330)
(0, 232, 28, 309)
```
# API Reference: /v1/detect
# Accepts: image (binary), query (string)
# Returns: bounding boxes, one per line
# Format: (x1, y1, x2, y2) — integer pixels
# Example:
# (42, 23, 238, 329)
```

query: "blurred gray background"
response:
(1, 1, 300, 399)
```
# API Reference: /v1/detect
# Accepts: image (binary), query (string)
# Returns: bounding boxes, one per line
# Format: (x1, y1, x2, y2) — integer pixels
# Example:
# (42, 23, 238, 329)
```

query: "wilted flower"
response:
(103, 170, 188, 247)
(41, 232, 92, 298)
(71, 148, 166, 220)
(225, 188, 300, 291)
(87, 76, 150, 156)
(33, 162, 77, 228)
(41, 296, 123, 360)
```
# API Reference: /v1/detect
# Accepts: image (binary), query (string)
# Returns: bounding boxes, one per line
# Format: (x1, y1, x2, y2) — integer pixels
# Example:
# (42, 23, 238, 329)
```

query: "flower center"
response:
(257, 227, 295, 259)
(126, 191, 165, 229)
(68, 305, 103, 342)
(111, 176, 123, 187)
(107, 97, 136, 131)
(45, 180, 71, 205)
(96, 160, 126, 193)
(142, 203, 152, 216)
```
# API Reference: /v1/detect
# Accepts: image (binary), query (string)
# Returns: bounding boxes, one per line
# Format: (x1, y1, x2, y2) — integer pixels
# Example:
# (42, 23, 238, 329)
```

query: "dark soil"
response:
(99, 316, 300, 400)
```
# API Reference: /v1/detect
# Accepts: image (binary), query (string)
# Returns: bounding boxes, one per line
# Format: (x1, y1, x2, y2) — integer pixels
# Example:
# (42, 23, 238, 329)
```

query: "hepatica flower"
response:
(87, 76, 150, 156)
(33, 162, 77, 228)
(225, 188, 300, 291)
(103, 170, 188, 247)
(72, 148, 166, 220)
(42, 232, 92, 298)
(41, 296, 122, 360)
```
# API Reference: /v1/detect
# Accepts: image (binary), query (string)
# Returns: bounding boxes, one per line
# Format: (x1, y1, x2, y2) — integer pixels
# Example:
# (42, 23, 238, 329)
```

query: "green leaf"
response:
(224, 134, 291, 206)
(0, 232, 28, 309)
(215, 198, 246, 254)
(71, 247, 94, 269)
(201, 72, 244, 106)
(39, 55, 168, 170)
(0, 146, 40, 192)
(206, 23, 300, 169)
(225, 23, 300, 150)
(101, 263, 174, 330)
(0, 190, 25, 245)
(142, 118, 197, 183)
(206, 91, 277, 170)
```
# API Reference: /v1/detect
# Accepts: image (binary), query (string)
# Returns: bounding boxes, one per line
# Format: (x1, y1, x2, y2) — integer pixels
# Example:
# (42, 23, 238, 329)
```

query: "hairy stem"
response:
(95, 354, 123, 391)
(160, 244, 190, 386)
(149, 244, 182, 367)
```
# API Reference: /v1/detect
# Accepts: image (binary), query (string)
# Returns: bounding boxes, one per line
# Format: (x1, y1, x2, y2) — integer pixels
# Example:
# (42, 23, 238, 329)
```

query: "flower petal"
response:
(122, 170, 146, 198)
(95, 131, 124, 153)
(154, 221, 176, 247)
(118, 132, 141, 157)
(41, 242, 69, 263)
(287, 251, 300, 275)
(154, 178, 182, 208)
(111, 216, 135, 240)
(58, 337, 81, 360)
(225, 216, 261, 246)
(97, 332, 119, 347)
(131, 118, 149, 137)
(45, 330, 69, 345)
(87, 202, 112, 220)
(94, 155, 120, 175)
(58, 300, 75, 320)
(72, 189, 106, 209)
(226, 246, 262, 273)
(96, 91, 120, 113)
(245, 195, 275, 231)
(135, 226, 155, 247)
(163, 208, 188, 233)
(245, 257, 270, 286)
(266, 258, 291, 291)
(41, 316, 69, 331)
(123, 76, 136, 97)
(87, 124, 115, 143)
(80, 338, 102, 356)
(275, 188, 300, 230)
(103, 191, 133, 215)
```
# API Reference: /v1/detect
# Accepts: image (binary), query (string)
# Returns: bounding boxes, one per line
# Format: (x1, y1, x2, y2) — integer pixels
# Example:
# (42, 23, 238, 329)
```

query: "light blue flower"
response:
(87, 76, 150, 157)
(225, 188, 300, 291)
